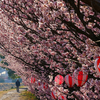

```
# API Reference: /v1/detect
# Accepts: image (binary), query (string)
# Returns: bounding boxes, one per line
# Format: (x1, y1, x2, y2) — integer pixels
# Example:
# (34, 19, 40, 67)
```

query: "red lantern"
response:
(37, 81, 41, 86)
(65, 74, 75, 87)
(42, 82, 48, 90)
(73, 71, 88, 87)
(94, 57, 100, 74)
(38, 81, 41, 86)
(55, 75, 64, 85)
(30, 77, 35, 83)
(51, 91, 57, 99)
(58, 94, 67, 100)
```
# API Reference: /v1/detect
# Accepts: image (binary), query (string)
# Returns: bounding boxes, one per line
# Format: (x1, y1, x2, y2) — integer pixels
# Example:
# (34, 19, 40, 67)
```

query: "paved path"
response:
(0, 87, 28, 100)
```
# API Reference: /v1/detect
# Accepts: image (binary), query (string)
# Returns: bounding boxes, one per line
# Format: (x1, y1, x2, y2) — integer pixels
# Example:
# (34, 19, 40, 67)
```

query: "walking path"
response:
(0, 87, 28, 100)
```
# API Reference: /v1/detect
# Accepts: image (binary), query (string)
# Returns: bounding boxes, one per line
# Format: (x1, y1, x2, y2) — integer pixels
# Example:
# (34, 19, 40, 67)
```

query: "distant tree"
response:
(0, 54, 5, 59)
(0, 58, 21, 79)
(12, 78, 22, 82)
(7, 69, 21, 79)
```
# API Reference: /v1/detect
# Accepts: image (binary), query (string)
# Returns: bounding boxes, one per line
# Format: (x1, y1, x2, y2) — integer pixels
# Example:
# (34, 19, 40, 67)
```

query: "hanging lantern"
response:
(38, 81, 41, 86)
(58, 94, 67, 100)
(94, 57, 100, 75)
(42, 82, 48, 90)
(65, 74, 75, 87)
(51, 86, 58, 99)
(51, 91, 57, 99)
(30, 77, 35, 83)
(55, 75, 64, 85)
(37, 81, 41, 86)
(73, 70, 88, 87)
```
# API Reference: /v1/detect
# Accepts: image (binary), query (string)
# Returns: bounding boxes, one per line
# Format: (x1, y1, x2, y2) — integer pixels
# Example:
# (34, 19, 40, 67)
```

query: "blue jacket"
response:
(16, 80, 20, 87)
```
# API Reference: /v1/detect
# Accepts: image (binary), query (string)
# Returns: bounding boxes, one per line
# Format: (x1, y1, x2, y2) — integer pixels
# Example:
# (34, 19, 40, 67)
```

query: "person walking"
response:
(15, 79, 20, 92)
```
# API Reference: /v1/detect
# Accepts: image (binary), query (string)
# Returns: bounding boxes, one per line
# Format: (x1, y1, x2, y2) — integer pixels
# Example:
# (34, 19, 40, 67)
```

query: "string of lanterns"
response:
(51, 57, 100, 99)
(28, 57, 99, 100)
(29, 69, 89, 88)
(54, 71, 88, 87)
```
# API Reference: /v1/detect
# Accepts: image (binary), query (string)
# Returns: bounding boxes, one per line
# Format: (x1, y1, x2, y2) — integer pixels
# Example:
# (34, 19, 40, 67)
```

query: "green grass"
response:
(20, 90, 39, 100)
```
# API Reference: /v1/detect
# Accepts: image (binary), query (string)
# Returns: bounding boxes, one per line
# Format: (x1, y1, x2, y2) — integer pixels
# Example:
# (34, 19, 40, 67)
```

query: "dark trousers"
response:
(16, 86, 19, 92)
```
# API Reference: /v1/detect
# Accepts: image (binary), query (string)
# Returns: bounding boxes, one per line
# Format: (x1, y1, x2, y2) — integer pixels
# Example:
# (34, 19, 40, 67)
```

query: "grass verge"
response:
(19, 90, 39, 100)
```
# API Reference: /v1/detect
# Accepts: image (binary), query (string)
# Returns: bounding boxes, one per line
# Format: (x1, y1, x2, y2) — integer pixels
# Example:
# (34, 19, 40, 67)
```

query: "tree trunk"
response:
(81, 0, 100, 13)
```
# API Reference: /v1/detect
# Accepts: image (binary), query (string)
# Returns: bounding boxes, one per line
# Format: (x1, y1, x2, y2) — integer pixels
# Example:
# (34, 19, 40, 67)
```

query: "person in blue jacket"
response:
(15, 79, 20, 92)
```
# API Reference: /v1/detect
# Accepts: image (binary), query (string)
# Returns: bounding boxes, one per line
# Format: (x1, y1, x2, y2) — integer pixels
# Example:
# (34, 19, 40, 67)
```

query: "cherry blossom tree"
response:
(0, 0, 100, 99)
